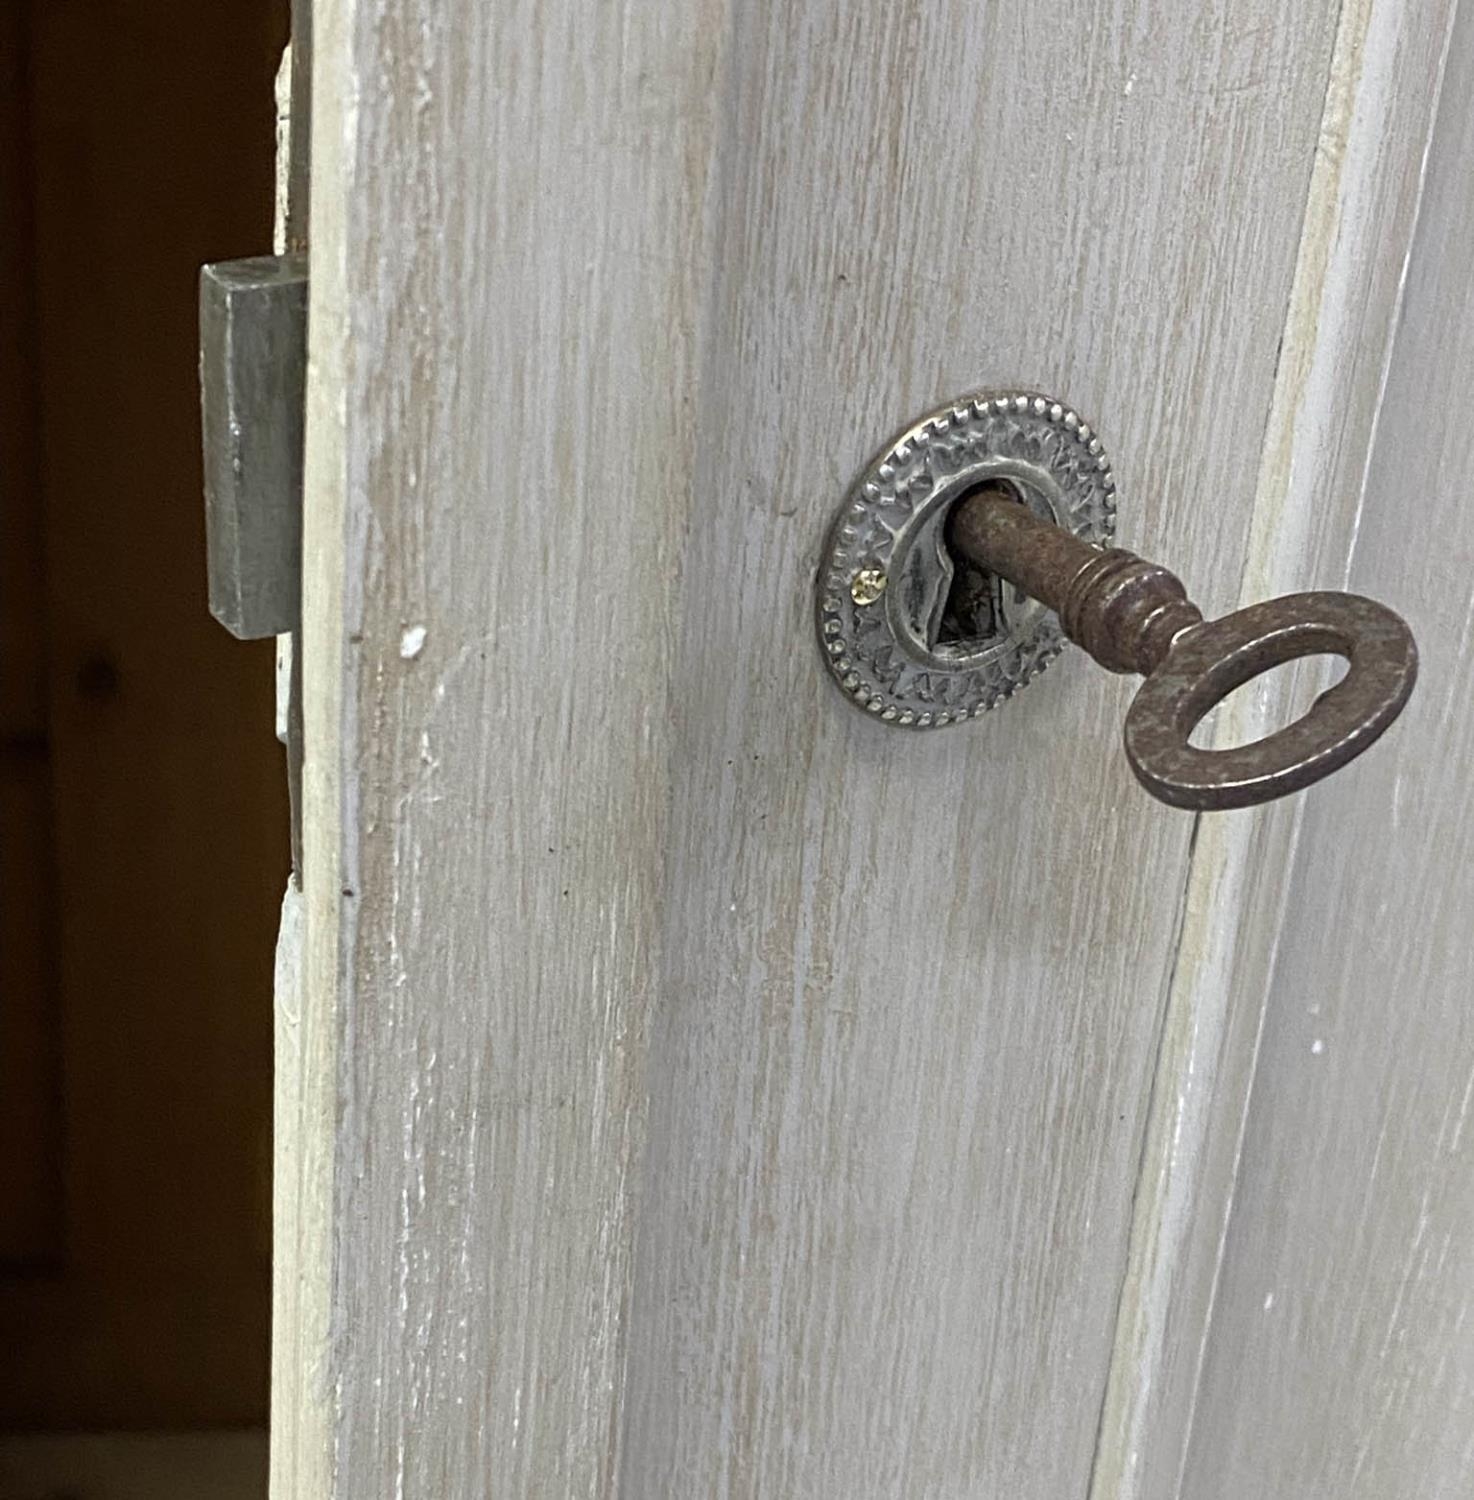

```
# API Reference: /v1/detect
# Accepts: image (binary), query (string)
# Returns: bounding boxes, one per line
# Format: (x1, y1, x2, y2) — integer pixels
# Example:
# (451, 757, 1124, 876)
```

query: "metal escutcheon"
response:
(815, 392, 1116, 727)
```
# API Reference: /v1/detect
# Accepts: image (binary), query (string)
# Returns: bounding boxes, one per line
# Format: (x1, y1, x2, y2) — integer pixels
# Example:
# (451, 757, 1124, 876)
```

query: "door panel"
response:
(1180, 3, 1474, 1491)
(1091, 1, 1461, 1492)
(616, 4, 1345, 1491)
(280, 2, 1419, 1495)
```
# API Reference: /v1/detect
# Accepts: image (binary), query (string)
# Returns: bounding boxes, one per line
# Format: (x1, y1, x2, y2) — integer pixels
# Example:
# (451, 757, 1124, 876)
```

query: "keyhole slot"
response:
(932, 481, 1029, 651)
(872, 446, 1072, 674)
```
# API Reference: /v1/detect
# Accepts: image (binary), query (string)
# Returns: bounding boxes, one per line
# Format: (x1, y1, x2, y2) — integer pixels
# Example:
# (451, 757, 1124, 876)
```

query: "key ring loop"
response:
(1122, 592, 1418, 810)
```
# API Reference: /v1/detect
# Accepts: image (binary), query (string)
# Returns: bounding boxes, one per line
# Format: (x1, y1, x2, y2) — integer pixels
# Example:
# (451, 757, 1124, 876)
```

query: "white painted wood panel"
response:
(614, 3, 1340, 1491)
(294, 2, 732, 1494)
(1090, 2, 1460, 1493)
(276, 2, 1416, 1496)
(1177, 2, 1474, 1492)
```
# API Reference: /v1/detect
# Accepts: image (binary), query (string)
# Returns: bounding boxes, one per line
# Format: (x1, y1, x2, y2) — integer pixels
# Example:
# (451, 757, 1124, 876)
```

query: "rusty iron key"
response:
(946, 485, 1418, 810)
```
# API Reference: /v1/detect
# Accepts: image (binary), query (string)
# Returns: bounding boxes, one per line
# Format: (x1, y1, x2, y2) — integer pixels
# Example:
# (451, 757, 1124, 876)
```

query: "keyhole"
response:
(932, 481, 1027, 650)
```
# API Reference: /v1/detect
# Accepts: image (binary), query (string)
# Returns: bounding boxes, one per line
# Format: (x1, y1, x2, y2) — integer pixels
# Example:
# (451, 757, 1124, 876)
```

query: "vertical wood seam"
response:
(1172, 0, 1462, 1488)
(1088, 1, 1463, 1494)
(1084, 812, 1204, 1494)
(1170, 6, 1464, 1486)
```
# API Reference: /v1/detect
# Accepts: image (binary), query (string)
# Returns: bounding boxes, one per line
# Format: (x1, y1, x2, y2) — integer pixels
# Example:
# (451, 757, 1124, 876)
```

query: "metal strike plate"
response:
(200, 254, 308, 639)
(816, 392, 1118, 726)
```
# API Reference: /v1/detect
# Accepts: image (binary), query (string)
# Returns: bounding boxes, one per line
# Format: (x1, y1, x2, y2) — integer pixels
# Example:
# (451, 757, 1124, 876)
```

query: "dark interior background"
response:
(1, 0, 288, 1436)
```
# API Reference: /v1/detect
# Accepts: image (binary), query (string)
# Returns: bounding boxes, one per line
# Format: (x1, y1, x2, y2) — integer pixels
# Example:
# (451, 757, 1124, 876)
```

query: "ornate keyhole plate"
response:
(816, 391, 1118, 727)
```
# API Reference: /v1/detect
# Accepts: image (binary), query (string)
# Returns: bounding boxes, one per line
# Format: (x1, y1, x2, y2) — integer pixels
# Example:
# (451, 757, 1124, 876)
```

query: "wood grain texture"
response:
(288, 2, 1359, 1495)
(294, 1, 730, 1493)
(267, 42, 323, 1500)
(1090, 2, 1460, 1494)
(617, 2, 1345, 1492)
(1176, 1, 1474, 1492)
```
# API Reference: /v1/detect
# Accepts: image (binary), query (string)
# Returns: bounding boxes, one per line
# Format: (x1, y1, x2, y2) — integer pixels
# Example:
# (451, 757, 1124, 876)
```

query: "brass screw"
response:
(850, 567, 887, 606)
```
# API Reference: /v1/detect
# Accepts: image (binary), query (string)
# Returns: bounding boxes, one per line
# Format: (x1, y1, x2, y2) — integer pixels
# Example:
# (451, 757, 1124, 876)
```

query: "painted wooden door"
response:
(275, 1, 1473, 1496)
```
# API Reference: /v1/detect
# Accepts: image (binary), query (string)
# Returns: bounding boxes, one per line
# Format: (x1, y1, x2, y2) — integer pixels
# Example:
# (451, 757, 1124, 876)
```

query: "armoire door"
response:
(272, 2, 1473, 1496)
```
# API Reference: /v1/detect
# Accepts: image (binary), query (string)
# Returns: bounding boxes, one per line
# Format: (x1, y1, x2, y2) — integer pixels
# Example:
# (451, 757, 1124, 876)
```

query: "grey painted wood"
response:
(270, 2, 1437, 1496)
(292, 5, 741, 1494)
(1092, 2, 1461, 1494)
(612, 3, 1350, 1485)
(1176, 3, 1474, 1494)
